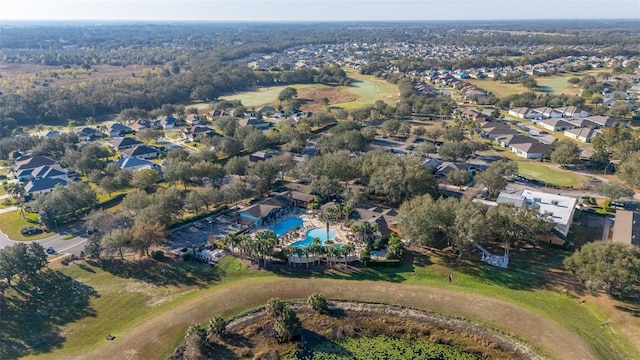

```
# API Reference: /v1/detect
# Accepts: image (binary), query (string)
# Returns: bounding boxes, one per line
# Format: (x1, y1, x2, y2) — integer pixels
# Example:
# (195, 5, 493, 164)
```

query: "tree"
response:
(423, 127, 443, 142)
(131, 168, 159, 192)
(224, 156, 248, 177)
(618, 152, 640, 188)
(183, 324, 207, 360)
(318, 206, 336, 243)
(551, 140, 581, 167)
(254, 230, 277, 267)
(475, 160, 517, 198)
(278, 87, 298, 102)
(122, 189, 151, 212)
(307, 293, 328, 313)
(608, 101, 633, 118)
(438, 141, 471, 162)
(485, 203, 554, 248)
(101, 229, 129, 259)
(126, 221, 168, 256)
(243, 129, 269, 153)
(207, 316, 227, 339)
(443, 126, 465, 142)
(564, 241, 640, 298)
(266, 298, 301, 342)
(310, 176, 343, 202)
(594, 181, 635, 202)
(520, 77, 538, 91)
(33, 182, 97, 229)
(387, 233, 402, 257)
(447, 169, 471, 186)
(163, 159, 193, 189)
(320, 97, 330, 111)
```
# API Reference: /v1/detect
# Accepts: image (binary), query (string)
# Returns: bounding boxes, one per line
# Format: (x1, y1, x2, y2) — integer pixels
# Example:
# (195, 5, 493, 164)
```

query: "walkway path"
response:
(0, 206, 17, 214)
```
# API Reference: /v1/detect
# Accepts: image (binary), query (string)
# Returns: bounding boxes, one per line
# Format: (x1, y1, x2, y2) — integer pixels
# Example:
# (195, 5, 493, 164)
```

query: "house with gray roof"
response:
(510, 141, 550, 159)
(564, 127, 599, 143)
(25, 178, 68, 197)
(538, 119, 579, 132)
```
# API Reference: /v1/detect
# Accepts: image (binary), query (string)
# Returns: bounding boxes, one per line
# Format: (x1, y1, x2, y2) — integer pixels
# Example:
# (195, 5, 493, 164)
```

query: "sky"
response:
(1, 0, 638, 22)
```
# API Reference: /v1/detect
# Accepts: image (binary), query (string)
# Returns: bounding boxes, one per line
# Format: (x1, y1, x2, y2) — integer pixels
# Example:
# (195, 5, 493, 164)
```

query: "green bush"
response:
(151, 250, 165, 260)
(182, 253, 192, 262)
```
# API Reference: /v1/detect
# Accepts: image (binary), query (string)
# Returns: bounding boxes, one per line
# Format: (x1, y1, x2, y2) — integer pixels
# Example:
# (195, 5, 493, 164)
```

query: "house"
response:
(115, 157, 160, 172)
(611, 211, 640, 247)
(603, 98, 617, 108)
(585, 115, 620, 128)
(130, 119, 158, 132)
(532, 107, 564, 118)
(108, 123, 134, 137)
(183, 126, 216, 141)
(160, 116, 176, 129)
(564, 127, 599, 143)
(273, 181, 315, 207)
(510, 141, 550, 159)
(13, 155, 56, 174)
(249, 151, 274, 163)
(495, 134, 538, 148)
(208, 109, 227, 119)
(257, 106, 276, 115)
(348, 203, 400, 239)
(239, 196, 292, 227)
(185, 114, 201, 125)
(78, 127, 103, 141)
(238, 118, 269, 129)
(436, 162, 475, 177)
(121, 145, 161, 160)
(568, 118, 598, 129)
(497, 189, 577, 238)
(458, 108, 490, 122)
(29, 165, 67, 181)
(25, 178, 68, 197)
(538, 119, 579, 132)
(424, 158, 442, 170)
(43, 130, 60, 138)
(110, 137, 143, 151)
(556, 106, 590, 118)
(480, 123, 518, 139)
(508, 107, 539, 119)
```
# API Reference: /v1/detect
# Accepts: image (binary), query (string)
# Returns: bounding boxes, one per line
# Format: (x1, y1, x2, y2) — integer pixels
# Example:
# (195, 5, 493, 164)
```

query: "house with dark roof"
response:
(510, 141, 550, 159)
(121, 145, 161, 160)
(25, 178, 68, 196)
(272, 181, 315, 207)
(239, 196, 293, 227)
(130, 119, 159, 132)
(108, 123, 134, 137)
(110, 137, 143, 151)
(612, 210, 640, 247)
(585, 115, 621, 128)
(183, 126, 216, 141)
(564, 127, 599, 143)
(14, 155, 56, 173)
(78, 127, 104, 141)
(348, 203, 400, 240)
(257, 106, 276, 115)
(480, 123, 519, 139)
(568, 118, 598, 129)
(160, 116, 177, 129)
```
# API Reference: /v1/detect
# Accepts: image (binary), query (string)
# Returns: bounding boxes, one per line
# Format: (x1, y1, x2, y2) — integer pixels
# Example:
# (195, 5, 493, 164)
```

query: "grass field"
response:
(466, 79, 528, 97)
(518, 162, 580, 187)
(0, 211, 52, 241)
(217, 69, 399, 111)
(10, 248, 639, 360)
(536, 76, 581, 95)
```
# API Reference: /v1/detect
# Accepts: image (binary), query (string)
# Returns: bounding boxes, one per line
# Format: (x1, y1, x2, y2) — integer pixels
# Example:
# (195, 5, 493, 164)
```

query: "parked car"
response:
(46, 247, 56, 255)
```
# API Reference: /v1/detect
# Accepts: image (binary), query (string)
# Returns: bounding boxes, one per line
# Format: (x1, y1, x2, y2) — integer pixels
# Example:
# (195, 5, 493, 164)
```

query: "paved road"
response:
(0, 225, 88, 256)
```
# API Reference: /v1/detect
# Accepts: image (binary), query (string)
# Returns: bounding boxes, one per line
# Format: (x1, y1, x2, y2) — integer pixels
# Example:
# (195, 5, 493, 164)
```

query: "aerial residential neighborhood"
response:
(0, 11, 638, 360)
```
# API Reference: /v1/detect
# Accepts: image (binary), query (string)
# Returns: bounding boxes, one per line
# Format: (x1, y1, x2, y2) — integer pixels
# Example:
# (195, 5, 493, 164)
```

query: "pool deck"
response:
(251, 208, 358, 251)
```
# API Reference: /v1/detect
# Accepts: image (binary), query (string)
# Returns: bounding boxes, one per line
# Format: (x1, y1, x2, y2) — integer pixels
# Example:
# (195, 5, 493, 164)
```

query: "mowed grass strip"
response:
(518, 162, 579, 187)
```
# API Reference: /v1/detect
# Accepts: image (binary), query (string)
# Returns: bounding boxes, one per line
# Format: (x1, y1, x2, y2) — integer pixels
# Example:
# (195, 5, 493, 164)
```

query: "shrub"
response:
(151, 250, 165, 260)
(307, 293, 328, 313)
(182, 253, 192, 262)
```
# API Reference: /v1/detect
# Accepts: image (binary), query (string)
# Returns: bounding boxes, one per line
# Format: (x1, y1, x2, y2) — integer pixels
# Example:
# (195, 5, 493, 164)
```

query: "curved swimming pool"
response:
(291, 227, 336, 248)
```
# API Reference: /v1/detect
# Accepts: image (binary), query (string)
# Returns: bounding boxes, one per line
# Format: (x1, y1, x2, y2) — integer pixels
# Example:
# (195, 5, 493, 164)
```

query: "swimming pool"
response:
(269, 217, 303, 237)
(291, 227, 336, 248)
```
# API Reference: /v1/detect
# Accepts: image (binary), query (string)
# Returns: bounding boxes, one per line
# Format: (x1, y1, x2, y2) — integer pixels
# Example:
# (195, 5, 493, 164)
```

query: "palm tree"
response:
(318, 206, 336, 242)
(4, 182, 26, 218)
(255, 230, 277, 268)
(223, 233, 239, 254)
(308, 237, 323, 266)
(207, 316, 227, 339)
(342, 242, 356, 262)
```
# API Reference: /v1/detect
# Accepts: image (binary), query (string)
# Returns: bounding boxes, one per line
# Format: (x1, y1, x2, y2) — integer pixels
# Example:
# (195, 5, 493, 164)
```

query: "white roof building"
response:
(497, 189, 578, 238)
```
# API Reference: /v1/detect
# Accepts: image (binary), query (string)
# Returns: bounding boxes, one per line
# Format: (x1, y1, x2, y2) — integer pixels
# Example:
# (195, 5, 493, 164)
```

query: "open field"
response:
(517, 162, 581, 187)
(12, 248, 639, 360)
(467, 69, 611, 97)
(217, 70, 399, 111)
(0, 63, 154, 94)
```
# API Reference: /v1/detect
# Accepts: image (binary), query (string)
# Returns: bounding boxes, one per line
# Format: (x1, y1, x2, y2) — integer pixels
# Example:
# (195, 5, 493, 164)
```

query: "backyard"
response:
(517, 162, 581, 188)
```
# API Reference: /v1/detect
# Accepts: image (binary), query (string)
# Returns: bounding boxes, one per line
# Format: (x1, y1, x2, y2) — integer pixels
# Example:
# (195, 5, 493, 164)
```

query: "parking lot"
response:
(165, 213, 247, 251)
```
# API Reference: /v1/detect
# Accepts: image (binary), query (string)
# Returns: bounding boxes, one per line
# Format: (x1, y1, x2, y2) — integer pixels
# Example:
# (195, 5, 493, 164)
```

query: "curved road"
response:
(0, 224, 88, 256)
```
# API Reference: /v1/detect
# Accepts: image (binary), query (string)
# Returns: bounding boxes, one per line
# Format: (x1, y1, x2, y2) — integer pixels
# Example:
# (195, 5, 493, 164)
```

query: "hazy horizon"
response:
(2, 0, 638, 22)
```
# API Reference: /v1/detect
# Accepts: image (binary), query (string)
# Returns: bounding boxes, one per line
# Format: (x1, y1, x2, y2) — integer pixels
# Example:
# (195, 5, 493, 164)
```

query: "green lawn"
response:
(10, 249, 638, 360)
(466, 79, 528, 97)
(518, 162, 579, 187)
(536, 76, 581, 95)
(0, 211, 53, 241)
(217, 69, 398, 110)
